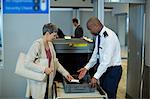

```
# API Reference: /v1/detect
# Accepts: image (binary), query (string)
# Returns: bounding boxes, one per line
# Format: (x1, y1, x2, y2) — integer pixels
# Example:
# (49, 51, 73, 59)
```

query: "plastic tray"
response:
(63, 75, 95, 93)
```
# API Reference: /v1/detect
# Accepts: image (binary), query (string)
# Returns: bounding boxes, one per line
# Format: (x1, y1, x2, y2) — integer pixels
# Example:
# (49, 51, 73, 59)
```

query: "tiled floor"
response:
(117, 47, 128, 99)
(117, 59, 127, 99)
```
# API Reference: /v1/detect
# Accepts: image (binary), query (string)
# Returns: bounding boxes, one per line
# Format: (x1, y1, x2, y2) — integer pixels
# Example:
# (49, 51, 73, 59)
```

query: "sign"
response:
(3, 0, 49, 14)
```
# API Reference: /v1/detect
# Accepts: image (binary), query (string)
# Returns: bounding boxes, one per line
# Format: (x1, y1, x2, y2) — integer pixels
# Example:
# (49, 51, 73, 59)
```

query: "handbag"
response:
(15, 52, 47, 81)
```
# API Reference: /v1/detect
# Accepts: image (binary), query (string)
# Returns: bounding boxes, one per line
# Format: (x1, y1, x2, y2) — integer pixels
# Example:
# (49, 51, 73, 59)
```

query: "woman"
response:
(24, 23, 74, 99)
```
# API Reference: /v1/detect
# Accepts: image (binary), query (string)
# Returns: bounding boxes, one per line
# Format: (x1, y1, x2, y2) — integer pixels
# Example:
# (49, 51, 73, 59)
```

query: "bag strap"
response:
(34, 41, 42, 63)
(37, 41, 42, 58)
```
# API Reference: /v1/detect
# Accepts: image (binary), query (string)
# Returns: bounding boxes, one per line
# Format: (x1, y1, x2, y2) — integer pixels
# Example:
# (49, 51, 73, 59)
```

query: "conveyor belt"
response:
(53, 38, 94, 53)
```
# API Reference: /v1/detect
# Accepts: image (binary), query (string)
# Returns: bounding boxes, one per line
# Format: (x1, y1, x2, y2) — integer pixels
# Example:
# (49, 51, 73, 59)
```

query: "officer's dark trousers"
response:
(100, 65, 122, 99)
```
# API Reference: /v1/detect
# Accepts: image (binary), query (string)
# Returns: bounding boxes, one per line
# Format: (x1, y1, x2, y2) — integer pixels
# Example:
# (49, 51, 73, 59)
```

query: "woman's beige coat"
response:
(24, 38, 69, 99)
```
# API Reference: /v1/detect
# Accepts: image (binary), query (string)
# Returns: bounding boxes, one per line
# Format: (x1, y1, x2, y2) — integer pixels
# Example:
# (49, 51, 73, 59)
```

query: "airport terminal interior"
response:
(0, 0, 149, 99)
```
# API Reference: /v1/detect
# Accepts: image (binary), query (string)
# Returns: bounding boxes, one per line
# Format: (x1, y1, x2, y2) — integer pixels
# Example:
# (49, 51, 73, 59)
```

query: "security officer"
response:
(77, 16, 122, 99)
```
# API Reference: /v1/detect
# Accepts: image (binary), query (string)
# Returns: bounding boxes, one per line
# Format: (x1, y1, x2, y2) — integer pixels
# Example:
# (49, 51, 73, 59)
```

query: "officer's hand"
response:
(77, 68, 87, 80)
(90, 77, 98, 88)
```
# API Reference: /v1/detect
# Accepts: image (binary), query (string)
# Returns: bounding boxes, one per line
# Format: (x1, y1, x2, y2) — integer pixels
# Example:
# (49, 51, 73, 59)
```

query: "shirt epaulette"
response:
(103, 31, 108, 38)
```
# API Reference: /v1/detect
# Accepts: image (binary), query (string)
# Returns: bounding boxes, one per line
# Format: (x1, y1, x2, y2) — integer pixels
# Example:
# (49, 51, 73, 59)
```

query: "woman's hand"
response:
(66, 74, 74, 82)
(44, 67, 53, 75)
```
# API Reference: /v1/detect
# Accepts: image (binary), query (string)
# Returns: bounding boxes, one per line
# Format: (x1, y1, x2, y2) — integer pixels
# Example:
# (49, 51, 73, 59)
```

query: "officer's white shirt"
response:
(85, 26, 121, 79)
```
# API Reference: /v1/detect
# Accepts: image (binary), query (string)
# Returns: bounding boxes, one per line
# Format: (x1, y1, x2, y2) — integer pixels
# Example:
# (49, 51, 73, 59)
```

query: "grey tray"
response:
(63, 75, 95, 93)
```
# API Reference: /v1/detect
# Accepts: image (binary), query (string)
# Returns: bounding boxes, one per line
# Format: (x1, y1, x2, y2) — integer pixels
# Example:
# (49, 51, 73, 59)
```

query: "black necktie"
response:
(97, 34, 101, 64)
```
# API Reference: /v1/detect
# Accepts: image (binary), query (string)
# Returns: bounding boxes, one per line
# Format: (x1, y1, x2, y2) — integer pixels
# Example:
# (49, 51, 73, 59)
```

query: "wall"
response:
(104, 11, 117, 33)
(50, 8, 73, 36)
(117, 14, 126, 47)
(105, 3, 129, 15)
(104, 3, 128, 46)
(2, 14, 48, 99)
(112, 3, 129, 15)
(80, 9, 94, 38)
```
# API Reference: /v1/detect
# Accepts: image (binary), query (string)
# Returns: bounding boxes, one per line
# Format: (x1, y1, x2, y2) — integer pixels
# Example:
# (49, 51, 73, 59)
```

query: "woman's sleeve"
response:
(51, 44, 70, 77)
(55, 58, 70, 77)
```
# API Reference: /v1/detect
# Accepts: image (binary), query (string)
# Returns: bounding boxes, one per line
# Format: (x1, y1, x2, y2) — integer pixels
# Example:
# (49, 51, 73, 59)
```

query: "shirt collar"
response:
(99, 26, 106, 37)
